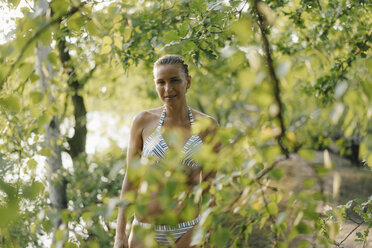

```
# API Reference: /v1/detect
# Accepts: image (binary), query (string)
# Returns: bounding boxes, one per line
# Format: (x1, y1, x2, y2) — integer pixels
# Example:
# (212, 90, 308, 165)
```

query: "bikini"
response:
(132, 106, 202, 246)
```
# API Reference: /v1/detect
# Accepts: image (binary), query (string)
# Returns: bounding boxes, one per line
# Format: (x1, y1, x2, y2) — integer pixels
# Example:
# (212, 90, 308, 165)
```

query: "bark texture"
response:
(58, 38, 88, 159)
(35, 0, 67, 244)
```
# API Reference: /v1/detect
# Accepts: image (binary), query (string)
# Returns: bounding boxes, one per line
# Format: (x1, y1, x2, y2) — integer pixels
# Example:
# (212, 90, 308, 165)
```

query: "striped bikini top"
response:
(141, 106, 203, 167)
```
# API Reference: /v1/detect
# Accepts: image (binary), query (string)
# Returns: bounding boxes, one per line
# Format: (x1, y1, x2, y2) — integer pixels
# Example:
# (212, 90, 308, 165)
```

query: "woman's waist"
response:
(136, 188, 201, 209)
(133, 197, 201, 225)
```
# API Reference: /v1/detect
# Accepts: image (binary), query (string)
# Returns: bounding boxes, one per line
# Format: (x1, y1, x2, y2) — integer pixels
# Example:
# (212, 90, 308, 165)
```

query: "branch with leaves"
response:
(0, 2, 86, 90)
(252, 1, 289, 159)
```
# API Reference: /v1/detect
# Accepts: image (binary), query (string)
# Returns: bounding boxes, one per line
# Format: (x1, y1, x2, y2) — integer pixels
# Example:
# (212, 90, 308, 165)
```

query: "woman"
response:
(114, 55, 218, 248)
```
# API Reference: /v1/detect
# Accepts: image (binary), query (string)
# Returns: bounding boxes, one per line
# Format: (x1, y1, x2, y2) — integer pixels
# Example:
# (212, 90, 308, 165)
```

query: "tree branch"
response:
(254, 158, 287, 180)
(335, 221, 364, 247)
(238, 0, 249, 19)
(0, 2, 86, 90)
(316, 0, 322, 11)
(252, 0, 289, 158)
(259, 183, 279, 242)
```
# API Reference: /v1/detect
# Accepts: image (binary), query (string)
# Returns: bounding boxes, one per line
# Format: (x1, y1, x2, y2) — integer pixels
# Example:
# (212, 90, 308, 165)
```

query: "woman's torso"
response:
(134, 106, 203, 224)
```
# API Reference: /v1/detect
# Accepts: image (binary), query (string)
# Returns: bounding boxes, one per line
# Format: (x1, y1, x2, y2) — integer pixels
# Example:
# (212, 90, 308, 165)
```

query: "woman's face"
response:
(153, 64, 191, 104)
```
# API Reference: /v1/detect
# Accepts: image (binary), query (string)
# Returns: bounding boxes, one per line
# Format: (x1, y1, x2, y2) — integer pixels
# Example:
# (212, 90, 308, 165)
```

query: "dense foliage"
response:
(0, 0, 371, 247)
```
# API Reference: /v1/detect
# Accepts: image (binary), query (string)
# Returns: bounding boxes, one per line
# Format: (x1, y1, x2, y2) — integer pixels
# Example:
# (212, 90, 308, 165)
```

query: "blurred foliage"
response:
(0, 0, 371, 247)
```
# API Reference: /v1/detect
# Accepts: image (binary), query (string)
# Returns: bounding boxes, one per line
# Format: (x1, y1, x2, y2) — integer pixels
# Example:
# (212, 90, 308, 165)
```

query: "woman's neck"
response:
(164, 102, 189, 125)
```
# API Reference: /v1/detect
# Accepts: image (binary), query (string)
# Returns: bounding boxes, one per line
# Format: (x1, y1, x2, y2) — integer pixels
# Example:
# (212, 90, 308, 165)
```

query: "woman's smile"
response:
(164, 94, 177, 99)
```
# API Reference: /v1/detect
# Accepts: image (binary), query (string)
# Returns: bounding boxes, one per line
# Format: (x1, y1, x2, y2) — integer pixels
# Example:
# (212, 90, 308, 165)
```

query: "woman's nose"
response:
(165, 82, 173, 92)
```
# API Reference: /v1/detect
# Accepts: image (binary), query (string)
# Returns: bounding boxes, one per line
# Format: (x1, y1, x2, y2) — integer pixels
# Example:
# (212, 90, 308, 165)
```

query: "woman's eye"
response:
(171, 79, 179, 82)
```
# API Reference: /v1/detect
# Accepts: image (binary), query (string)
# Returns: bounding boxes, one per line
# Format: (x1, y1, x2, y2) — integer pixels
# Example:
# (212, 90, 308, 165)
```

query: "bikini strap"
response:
(157, 106, 166, 128)
(188, 107, 194, 125)
(158, 106, 193, 127)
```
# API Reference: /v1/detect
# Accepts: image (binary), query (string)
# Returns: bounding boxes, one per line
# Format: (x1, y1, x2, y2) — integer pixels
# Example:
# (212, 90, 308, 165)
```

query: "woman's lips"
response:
(165, 95, 176, 99)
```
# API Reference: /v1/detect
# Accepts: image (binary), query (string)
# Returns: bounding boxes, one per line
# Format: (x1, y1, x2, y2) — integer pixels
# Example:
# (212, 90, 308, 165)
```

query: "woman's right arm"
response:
(114, 113, 144, 248)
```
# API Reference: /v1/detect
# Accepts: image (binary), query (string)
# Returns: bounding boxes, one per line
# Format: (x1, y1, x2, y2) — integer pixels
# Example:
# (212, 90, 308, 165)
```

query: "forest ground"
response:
(251, 151, 372, 248)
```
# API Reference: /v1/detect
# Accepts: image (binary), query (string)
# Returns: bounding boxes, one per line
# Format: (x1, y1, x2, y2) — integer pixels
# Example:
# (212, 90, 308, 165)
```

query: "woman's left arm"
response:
(201, 117, 220, 206)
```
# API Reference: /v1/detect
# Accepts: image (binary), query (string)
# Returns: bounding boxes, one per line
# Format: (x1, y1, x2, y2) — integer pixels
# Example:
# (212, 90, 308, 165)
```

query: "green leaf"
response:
(38, 114, 49, 127)
(30, 91, 43, 104)
(67, 13, 84, 33)
(298, 149, 315, 160)
(190, 0, 206, 13)
(267, 202, 278, 215)
(87, 241, 100, 248)
(82, 211, 92, 221)
(40, 29, 52, 46)
(178, 22, 189, 37)
(0, 205, 18, 228)
(39, 148, 51, 156)
(361, 81, 372, 100)
(163, 30, 179, 43)
(315, 165, 330, 177)
(180, 38, 194, 52)
(65, 242, 78, 248)
(211, 228, 231, 248)
(262, 145, 281, 164)
(114, 36, 122, 49)
(23, 181, 44, 200)
(42, 219, 53, 232)
(366, 153, 372, 169)
(0, 95, 21, 112)
(100, 37, 113, 54)
(303, 178, 315, 188)
(238, 69, 256, 90)
(50, 0, 70, 16)
(260, 215, 269, 229)
(100, 45, 112, 54)
(270, 168, 284, 181)
(55, 229, 64, 242)
(27, 159, 38, 170)
(357, 231, 365, 238)
(102, 36, 113, 45)
(9, 0, 21, 8)
(356, 42, 369, 52)
(19, 63, 34, 82)
(60, 209, 69, 223)
(298, 240, 310, 248)
(364, 135, 372, 151)
(296, 222, 312, 234)
(230, 17, 253, 42)
(277, 242, 288, 248)
(47, 52, 59, 66)
(29, 73, 40, 82)
(86, 20, 97, 35)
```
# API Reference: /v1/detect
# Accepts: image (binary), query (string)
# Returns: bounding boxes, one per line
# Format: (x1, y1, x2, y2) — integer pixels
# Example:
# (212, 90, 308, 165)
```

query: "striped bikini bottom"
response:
(132, 215, 200, 247)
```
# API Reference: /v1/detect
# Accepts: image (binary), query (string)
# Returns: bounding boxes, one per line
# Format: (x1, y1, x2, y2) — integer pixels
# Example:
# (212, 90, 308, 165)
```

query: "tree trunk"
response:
(57, 24, 95, 242)
(35, 0, 67, 245)
(58, 38, 88, 159)
(44, 117, 68, 213)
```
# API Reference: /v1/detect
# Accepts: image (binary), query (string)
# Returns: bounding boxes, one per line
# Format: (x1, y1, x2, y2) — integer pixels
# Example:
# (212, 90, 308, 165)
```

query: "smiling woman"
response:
(153, 55, 191, 104)
(114, 55, 219, 248)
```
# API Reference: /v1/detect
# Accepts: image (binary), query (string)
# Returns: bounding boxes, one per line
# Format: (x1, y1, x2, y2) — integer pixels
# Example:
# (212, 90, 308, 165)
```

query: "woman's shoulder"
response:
(132, 107, 163, 127)
(190, 108, 219, 127)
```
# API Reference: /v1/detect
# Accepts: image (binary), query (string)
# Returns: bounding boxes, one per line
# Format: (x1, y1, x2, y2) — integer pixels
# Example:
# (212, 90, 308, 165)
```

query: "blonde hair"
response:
(154, 54, 189, 78)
